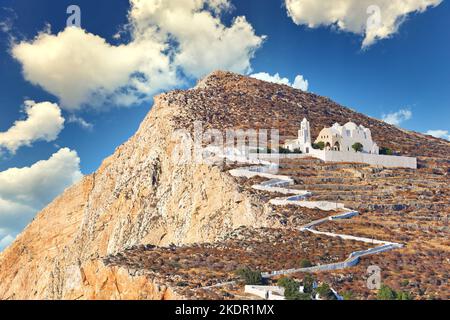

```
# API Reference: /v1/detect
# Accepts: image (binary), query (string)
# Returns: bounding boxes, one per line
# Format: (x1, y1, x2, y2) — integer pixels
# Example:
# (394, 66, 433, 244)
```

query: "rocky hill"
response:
(0, 71, 448, 300)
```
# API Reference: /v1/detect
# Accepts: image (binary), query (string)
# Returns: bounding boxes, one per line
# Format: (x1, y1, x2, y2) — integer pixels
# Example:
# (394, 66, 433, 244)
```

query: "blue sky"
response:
(0, 0, 449, 250)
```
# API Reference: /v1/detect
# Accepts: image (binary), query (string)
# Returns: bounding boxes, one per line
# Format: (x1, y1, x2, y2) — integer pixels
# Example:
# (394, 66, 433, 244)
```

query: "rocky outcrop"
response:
(0, 82, 269, 300)
(60, 260, 182, 300)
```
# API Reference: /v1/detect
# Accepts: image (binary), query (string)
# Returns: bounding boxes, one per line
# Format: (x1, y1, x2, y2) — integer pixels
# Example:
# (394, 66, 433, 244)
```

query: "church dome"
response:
(328, 127, 341, 136)
(344, 122, 358, 130)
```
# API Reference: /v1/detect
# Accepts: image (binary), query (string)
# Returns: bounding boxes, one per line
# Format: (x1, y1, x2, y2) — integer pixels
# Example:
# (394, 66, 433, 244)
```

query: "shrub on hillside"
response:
(342, 291, 354, 300)
(277, 277, 311, 300)
(352, 142, 364, 153)
(380, 147, 394, 155)
(235, 267, 263, 285)
(316, 283, 336, 300)
(377, 285, 413, 300)
(300, 259, 313, 268)
(302, 274, 316, 294)
(313, 141, 325, 150)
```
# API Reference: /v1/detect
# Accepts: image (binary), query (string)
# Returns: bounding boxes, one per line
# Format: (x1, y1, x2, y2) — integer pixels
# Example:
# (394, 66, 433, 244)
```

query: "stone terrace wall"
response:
(250, 151, 416, 169)
(310, 150, 417, 169)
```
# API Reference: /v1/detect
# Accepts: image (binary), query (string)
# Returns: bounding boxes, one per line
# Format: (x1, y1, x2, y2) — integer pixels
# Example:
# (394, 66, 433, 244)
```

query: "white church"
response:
(285, 119, 379, 154)
(283, 118, 417, 169)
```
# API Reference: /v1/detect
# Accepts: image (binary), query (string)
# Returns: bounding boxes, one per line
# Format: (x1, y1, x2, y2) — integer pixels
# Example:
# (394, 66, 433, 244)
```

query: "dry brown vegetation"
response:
(104, 227, 371, 299)
(276, 157, 449, 300)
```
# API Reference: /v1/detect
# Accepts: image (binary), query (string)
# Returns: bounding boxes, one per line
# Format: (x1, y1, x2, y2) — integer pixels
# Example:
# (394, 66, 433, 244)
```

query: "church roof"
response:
(343, 122, 358, 130)
(321, 127, 341, 135)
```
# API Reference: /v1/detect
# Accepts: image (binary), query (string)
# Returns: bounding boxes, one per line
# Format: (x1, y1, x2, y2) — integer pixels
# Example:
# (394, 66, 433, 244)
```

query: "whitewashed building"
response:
(284, 119, 379, 155)
(282, 118, 416, 169)
(244, 285, 285, 300)
(315, 122, 380, 154)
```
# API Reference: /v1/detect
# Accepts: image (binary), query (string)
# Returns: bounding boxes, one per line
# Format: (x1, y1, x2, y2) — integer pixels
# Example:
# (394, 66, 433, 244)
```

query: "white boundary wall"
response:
(310, 150, 417, 169)
(255, 151, 416, 169)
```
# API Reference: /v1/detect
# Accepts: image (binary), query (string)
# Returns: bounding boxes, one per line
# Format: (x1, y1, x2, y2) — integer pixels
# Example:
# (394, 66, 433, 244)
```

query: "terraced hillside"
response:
(104, 227, 372, 300)
(276, 157, 449, 299)
(105, 155, 449, 300)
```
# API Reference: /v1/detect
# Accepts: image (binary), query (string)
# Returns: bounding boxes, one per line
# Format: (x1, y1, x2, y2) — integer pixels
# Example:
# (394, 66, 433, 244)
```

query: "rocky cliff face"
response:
(0, 75, 269, 299)
(0, 71, 448, 300)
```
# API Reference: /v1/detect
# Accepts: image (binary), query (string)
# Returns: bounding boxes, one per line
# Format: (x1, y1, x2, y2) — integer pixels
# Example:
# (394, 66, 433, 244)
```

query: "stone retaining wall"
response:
(256, 150, 417, 169)
(310, 150, 416, 169)
(227, 155, 404, 280)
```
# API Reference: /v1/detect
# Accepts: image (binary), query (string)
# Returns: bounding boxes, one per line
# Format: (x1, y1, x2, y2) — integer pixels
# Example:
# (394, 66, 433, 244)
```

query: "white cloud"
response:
(0, 101, 65, 154)
(12, 27, 176, 110)
(425, 130, 450, 140)
(292, 75, 309, 91)
(251, 72, 309, 91)
(67, 115, 94, 131)
(284, 0, 443, 48)
(381, 109, 412, 126)
(129, 0, 264, 78)
(12, 0, 264, 111)
(0, 148, 82, 251)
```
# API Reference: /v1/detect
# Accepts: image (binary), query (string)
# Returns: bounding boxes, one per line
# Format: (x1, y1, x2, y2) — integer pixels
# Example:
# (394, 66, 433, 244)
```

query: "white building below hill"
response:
(244, 283, 343, 300)
(283, 118, 417, 169)
(285, 118, 379, 154)
(244, 285, 285, 300)
(316, 122, 380, 154)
